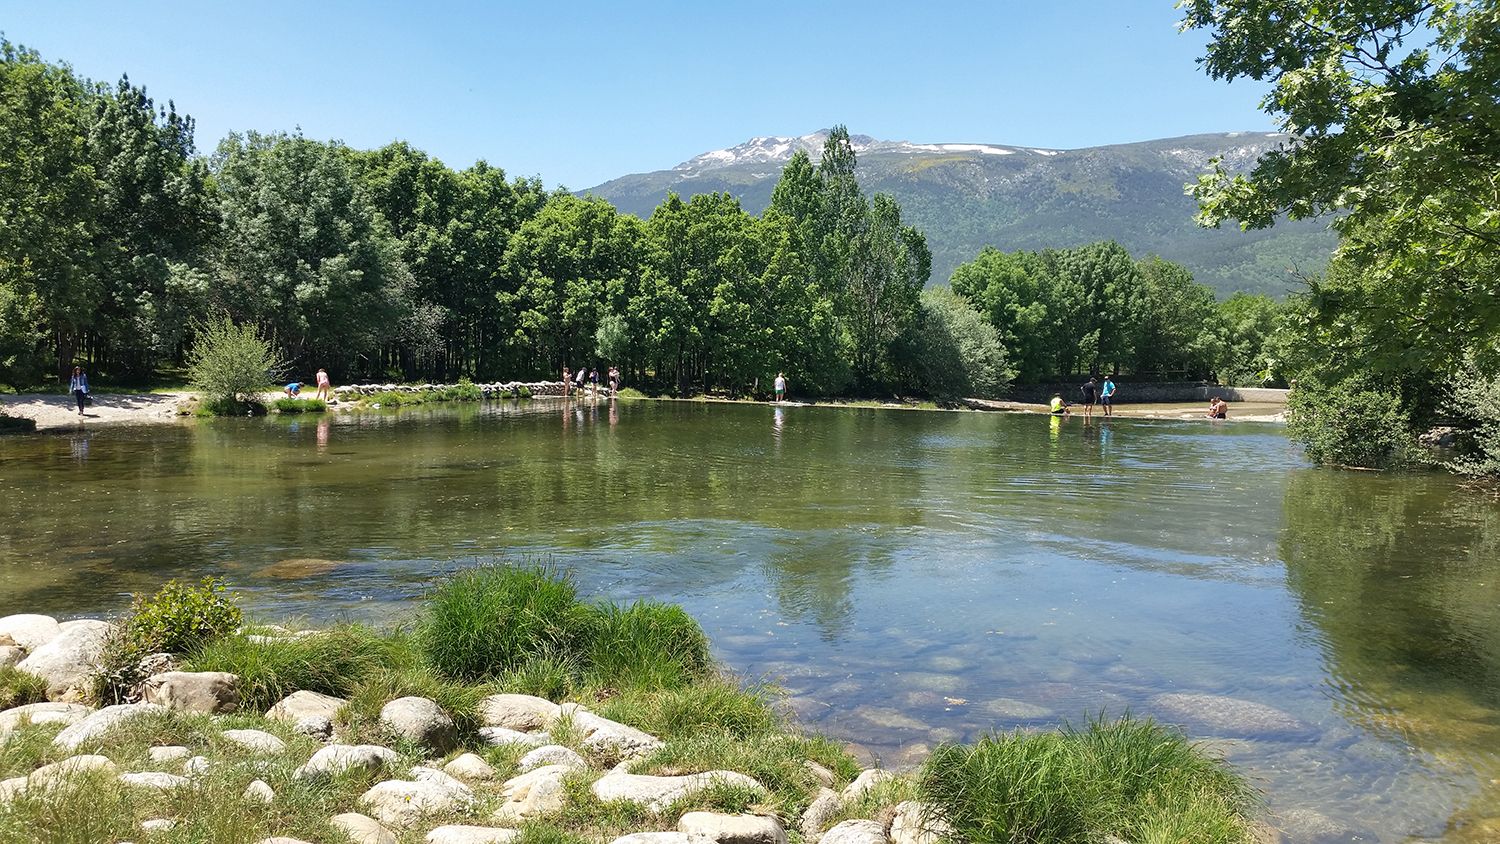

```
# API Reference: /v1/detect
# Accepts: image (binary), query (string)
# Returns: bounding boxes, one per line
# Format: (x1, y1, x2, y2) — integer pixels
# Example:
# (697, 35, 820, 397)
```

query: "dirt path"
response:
(0, 392, 192, 431)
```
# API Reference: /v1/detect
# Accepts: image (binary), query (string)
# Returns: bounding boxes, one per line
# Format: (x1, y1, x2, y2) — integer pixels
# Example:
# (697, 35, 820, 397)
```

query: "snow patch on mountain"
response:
(674, 130, 1073, 175)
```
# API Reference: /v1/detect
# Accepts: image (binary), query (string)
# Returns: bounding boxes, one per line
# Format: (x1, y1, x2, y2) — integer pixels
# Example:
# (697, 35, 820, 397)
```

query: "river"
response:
(1, 399, 1497, 842)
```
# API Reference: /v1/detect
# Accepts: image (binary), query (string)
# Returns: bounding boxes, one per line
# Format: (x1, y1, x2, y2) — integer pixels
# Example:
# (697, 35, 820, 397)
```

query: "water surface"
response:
(2, 400, 1498, 842)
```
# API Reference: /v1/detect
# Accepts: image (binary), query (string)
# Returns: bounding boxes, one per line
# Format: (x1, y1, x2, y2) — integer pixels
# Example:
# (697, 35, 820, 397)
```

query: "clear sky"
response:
(0, 1, 1270, 189)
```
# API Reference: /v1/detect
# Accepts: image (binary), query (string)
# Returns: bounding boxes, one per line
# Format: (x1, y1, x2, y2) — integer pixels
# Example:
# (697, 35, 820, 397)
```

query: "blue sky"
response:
(0, 1, 1270, 188)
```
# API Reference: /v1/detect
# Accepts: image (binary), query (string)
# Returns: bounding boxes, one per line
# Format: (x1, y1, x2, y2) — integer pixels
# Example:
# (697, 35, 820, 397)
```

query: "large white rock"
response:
(444, 752, 499, 781)
(257, 838, 316, 844)
(479, 726, 550, 748)
(518, 744, 586, 772)
(244, 779, 275, 803)
(27, 754, 118, 789)
(410, 765, 476, 798)
(53, 703, 168, 751)
(266, 690, 347, 723)
(119, 771, 191, 791)
(379, 696, 457, 751)
(0, 702, 93, 733)
(294, 744, 399, 780)
(678, 812, 788, 844)
(0, 776, 27, 802)
(294, 714, 334, 741)
(0, 646, 25, 669)
(839, 769, 892, 802)
(609, 834, 716, 844)
(803, 761, 835, 788)
(140, 671, 240, 714)
(560, 704, 663, 759)
(15, 619, 115, 700)
(147, 746, 191, 764)
(800, 788, 841, 839)
(888, 802, 953, 844)
(0, 614, 62, 651)
(490, 764, 572, 822)
(477, 693, 560, 731)
(221, 728, 287, 754)
(426, 826, 521, 844)
(331, 811, 398, 844)
(818, 820, 889, 844)
(360, 778, 476, 827)
(591, 770, 765, 813)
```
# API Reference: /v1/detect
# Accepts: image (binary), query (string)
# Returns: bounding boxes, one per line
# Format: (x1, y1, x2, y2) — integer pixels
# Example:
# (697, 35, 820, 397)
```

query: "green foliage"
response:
(421, 564, 591, 681)
(186, 624, 394, 711)
(125, 577, 242, 655)
(583, 600, 711, 689)
(919, 715, 1255, 844)
(595, 678, 775, 740)
(187, 314, 283, 409)
(0, 665, 47, 709)
(1444, 367, 1500, 478)
(897, 287, 1012, 401)
(1286, 381, 1417, 469)
(273, 397, 326, 413)
(0, 410, 37, 433)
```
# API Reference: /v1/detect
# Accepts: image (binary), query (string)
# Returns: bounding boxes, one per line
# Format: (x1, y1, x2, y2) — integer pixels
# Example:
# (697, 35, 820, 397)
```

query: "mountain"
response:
(582, 130, 1335, 297)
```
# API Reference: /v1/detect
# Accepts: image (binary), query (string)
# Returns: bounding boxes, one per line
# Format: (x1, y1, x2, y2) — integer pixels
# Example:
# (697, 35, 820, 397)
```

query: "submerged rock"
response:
(979, 698, 1054, 720)
(677, 811, 787, 844)
(1150, 693, 1312, 739)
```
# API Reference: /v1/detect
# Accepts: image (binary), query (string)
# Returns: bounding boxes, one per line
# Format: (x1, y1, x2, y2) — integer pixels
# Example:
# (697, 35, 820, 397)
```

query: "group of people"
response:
(1050, 375, 1117, 418)
(561, 365, 620, 397)
(283, 369, 333, 400)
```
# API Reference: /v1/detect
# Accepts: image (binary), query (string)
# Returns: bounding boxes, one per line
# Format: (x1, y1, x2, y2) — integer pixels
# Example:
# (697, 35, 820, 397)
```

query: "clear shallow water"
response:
(3, 400, 1499, 842)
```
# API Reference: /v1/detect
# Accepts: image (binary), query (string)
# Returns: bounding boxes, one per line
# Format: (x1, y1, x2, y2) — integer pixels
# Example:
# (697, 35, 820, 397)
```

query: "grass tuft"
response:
(273, 396, 327, 413)
(422, 564, 592, 681)
(0, 665, 47, 710)
(185, 624, 395, 711)
(918, 714, 1256, 844)
(583, 599, 711, 690)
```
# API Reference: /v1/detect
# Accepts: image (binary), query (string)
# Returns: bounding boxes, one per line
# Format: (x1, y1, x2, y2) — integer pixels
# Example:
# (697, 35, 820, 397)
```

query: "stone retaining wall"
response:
(332, 381, 603, 399)
(1007, 381, 1290, 404)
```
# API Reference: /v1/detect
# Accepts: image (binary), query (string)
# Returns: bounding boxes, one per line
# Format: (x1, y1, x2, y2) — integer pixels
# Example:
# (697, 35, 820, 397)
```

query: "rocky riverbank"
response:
(0, 568, 1270, 844)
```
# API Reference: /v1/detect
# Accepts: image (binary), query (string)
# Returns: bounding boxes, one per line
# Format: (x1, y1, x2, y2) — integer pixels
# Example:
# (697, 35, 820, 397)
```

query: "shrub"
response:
(1445, 366, 1500, 477)
(195, 396, 267, 417)
(125, 577, 242, 656)
(1287, 380, 1417, 468)
(440, 378, 482, 402)
(899, 287, 1013, 401)
(274, 397, 327, 413)
(616, 387, 647, 400)
(187, 315, 284, 413)
(517, 385, 533, 399)
(0, 665, 47, 709)
(918, 715, 1255, 844)
(583, 600, 711, 690)
(186, 624, 394, 711)
(422, 564, 592, 681)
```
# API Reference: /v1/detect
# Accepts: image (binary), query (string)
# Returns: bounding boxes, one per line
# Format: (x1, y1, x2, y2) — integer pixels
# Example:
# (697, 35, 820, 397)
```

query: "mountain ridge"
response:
(583, 130, 1335, 297)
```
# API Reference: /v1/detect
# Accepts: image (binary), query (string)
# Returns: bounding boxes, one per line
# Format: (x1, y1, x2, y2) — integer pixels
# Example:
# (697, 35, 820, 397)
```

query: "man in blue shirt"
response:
(1101, 376, 1116, 417)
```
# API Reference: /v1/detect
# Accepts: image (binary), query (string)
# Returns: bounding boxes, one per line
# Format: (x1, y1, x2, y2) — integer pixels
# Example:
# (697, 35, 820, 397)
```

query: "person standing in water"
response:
(1100, 375, 1116, 417)
(774, 372, 787, 403)
(1080, 376, 1098, 419)
(315, 368, 332, 401)
(562, 366, 571, 397)
(68, 366, 89, 416)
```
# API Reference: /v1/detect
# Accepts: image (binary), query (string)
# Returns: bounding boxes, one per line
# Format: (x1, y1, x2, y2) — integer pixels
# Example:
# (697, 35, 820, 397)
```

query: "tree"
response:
(186, 314, 284, 413)
(1214, 292, 1282, 385)
(897, 287, 1012, 401)
(1133, 256, 1219, 379)
(950, 248, 1053, 382)
(1049, 241, 1141, 376)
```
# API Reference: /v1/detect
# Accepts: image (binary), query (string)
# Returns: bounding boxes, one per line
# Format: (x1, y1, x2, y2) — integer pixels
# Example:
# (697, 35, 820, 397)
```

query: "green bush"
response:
(194, 397, 268, 417)
(273, 397, 327, 413)
(919, 716, 1255, 844)
(124, 577, 242, 656)
(422, 565, 592, 681)
(186, 624, 394, 711)
(517, 385, 533, 399)
(187, 315, 283, 413)
(584, 600, 711, 689)
(1287, 380, 1417, 469)
(616, 387, 647, 400)
(1445, 366, 1500, 477)
(0, 411, 36, 434)
(440, 378, 482, 402)
(900, 287, 1013, 401)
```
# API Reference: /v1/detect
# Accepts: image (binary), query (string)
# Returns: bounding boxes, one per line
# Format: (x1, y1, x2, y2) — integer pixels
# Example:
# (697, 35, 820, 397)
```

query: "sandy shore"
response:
(966, 398, 1287, 423)
(0, 392, 193, 431)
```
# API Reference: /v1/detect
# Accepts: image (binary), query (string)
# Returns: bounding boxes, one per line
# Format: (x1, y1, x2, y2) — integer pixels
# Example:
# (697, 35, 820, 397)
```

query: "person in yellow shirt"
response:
(1049, 393, 1070, 415)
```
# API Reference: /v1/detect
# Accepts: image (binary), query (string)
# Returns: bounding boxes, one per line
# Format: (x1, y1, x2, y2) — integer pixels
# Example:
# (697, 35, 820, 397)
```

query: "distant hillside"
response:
(583, 131, 1335, 297)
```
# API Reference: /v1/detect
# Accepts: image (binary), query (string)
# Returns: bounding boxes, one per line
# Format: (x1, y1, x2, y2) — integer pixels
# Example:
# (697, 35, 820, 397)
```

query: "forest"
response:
(1, 40, 1275, 401)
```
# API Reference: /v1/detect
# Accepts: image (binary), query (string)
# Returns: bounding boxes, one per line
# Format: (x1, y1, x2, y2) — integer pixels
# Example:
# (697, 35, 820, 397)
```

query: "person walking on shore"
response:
(774, 372, 787, 403)
(68, 366, 89, 417)
(1080, 376, 1098, 419)
(1100, 375, 1116, 417)
(315, 368, 331, 401)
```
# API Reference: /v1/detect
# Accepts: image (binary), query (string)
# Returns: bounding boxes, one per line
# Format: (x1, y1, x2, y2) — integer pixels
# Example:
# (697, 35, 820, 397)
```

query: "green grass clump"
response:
(918, 715, 1256, 844)
(584, 600, 711, 689)
(440, 378, 483, 402)
(615, 387, 647, 399)
(634, 730, 857, 820)
(273, 396, 327, 413)
(96, 577, 243, 704)
(422, 564, 592, 681)
(0, 665, 47, 710)
(195, 396, 267, 416)
(185, 624, 395, 711)
(337, 630, 491, 746)
(595, 678, 776, 740)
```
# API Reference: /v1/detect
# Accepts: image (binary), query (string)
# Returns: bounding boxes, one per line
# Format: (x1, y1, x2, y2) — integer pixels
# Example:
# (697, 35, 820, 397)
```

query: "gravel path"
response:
(0, 392, 192, 431)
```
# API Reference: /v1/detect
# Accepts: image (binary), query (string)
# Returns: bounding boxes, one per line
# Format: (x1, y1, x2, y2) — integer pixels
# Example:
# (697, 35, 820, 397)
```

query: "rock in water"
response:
(15, 620, 114, 700)
(379, 696, 457, 751)
(818, 820, 889, 844)
(677, 812, 788, 844)
(331, 812, 398, 844)
(141, 671, 240, 713)
(1150, 693, 1312, 739)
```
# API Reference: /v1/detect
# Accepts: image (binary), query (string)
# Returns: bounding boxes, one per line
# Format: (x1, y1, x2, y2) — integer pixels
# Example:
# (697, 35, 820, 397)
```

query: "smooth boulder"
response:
(28, 754, 117, 790)
(426, 826, 522, 844)
(53, 703, 167, 751)
(610, 835, 716, 844)
(360, 777, 475, 827)
(16, 619, 114, 700)
(477, 693, 560, 731)
(518, 744, 586, 772)
(561, 703, 663, 759)
(491, 764, 571, 822)
(888, 802, 953, 844)
(266, 690, 346, 722)
(678, 812, 788, 844)
(294, 744, 399, 780)
(818, 820, 889, 844)
(379, 696, 457, 751)
(119, 771, 191, 791)
(840, 768, 892, 802)
(141, 671, 240, 714)
(0, 702, 93, 733)
(444, 752, 499, 781)
(479, 726, 550, 748)
(147, 746, 191, 764)
(244, 779, 276, 803)
(331, 812, 398, 844)
(800, 788, 841, 839)
(0, 614, 61, 651)
(591, 770, 765, 813)
(221, 728, 287, 754)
